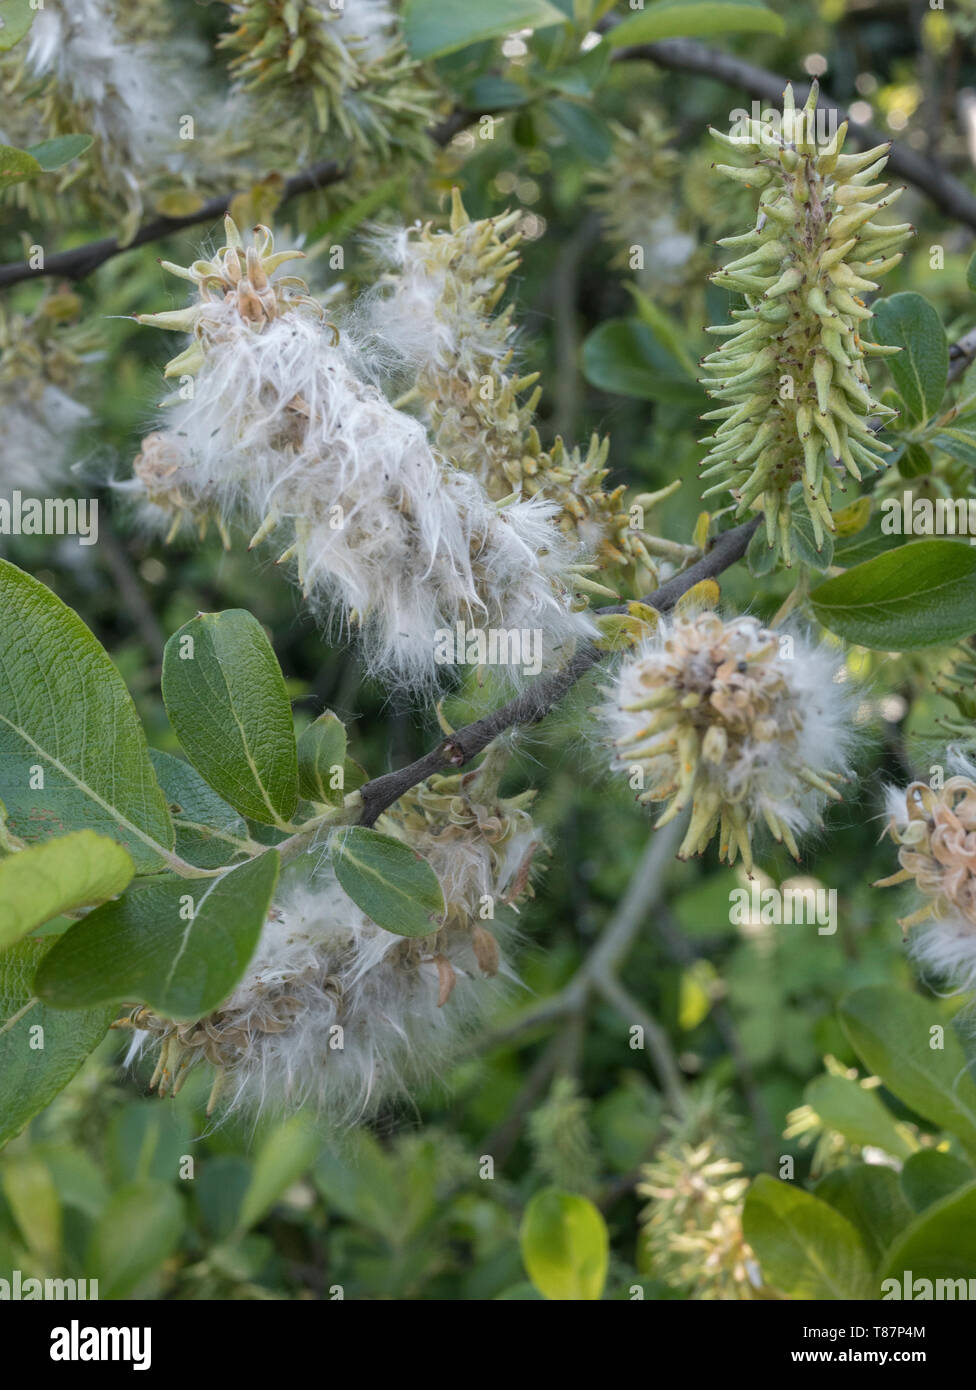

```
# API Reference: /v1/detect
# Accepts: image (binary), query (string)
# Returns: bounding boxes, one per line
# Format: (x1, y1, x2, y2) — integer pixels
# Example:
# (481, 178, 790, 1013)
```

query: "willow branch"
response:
(615, 35, 976, 234)
(356, 517, 759, 826)
(4, 24, 976, 289)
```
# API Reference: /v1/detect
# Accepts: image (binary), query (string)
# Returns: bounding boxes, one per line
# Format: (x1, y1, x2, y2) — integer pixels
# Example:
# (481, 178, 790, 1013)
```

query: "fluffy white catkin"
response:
(606, 609, 855, 871)
(879, 756, 976, 993)
(131, 220, 593, 690)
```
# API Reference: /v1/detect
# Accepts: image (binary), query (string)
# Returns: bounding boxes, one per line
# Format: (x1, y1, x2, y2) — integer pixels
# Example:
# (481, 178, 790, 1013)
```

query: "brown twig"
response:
(613, 35, 976, 234)
(356, 517, 759, 826)
(4, 28, 976, 289)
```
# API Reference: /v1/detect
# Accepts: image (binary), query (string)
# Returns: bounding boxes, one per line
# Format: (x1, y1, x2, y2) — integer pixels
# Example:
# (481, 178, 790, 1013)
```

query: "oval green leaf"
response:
(814, 1165, 914, 1266)
(0, 831, 135, 949)
(609, 0, 785, 45)
(0, 941, 115, 1148)
(26, 135, 94, 171)
(810, 540, 976, 650)
(520, 1188, 609, 1301)
(805, 1073, 915, 1160)
(900, 1150, 975, 1213)
(150, 749, 253, 869)
(872, 293, 949, 425)
(0, 143, 41, 191)
(838, 985, 976, 1156)
(880, 1180, 976, 1287)
(162, 609, 299, 826)
(297, 711, 348, 806)
(742, 1174, 873, 1300)
(35, 851, 281, 1020)
(331, 827, 444, 938)
(0, 560, 174, 872)
(403, 0, 566, 59)
(0, 0, 36, 52)
(582, 319, 701, 403)
(87, 1181, 185, 1298)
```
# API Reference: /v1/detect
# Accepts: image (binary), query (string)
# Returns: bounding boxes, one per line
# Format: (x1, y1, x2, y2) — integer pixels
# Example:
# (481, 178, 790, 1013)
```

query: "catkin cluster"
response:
(879, 761, 976, 991)
(0, 292, 97, 493)
(700, 83, 911, 562)
(117, 756, 544, 1119)
(0, 0, 240, 235)
(607, 609, 852, 871)
(369, 191, 660, 588)
(130, 217, 593, 689)
(218, 0, 435, 155)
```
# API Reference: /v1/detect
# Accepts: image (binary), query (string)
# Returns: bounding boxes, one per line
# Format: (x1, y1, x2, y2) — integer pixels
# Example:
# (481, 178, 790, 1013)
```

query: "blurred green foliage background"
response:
(1, 0, 974, 1299)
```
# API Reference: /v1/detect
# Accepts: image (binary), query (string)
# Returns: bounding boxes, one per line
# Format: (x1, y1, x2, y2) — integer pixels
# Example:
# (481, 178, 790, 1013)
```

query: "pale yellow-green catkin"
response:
(699, 82, 912, 564)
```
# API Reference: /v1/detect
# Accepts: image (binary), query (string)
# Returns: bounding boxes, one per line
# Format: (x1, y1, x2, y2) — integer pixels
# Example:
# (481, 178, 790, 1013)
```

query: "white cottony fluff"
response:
(0, 386, 89, 493)
(605, 611, 855, 868)
(329, 0, 400, 61)
(16, 0, 233, 214)
(364, 223, 513, 391)
(143, 305, 592, 687)
(131, 865, 515, 1120)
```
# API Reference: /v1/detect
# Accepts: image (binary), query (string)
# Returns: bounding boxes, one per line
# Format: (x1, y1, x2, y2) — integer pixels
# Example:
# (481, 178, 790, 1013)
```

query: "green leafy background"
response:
(2, 0, 976, 1301)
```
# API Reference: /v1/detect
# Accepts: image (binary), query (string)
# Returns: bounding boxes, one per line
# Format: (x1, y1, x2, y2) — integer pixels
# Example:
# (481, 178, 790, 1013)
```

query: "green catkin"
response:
(699, 83, 913, 564)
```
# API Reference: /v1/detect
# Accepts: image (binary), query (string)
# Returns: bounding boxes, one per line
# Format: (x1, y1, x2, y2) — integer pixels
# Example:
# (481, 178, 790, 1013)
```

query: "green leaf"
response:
(520, 1188, 609, 1301)
(403, 0, 567, 59)
(790, 503, 835, 571)
(626, 285, 698, 377)
(0, 561, 174, 872)
(331, 827, 444, 938)
(195, 1156, 252, 1241)
(609, 0, 785, 46)
(237, 1115, 321, 1232)
(106, 1101, 194, 1187)
(0, 832, 134, 950)
(872, 293, 949, 425)
(150, 749, 253, 869)
(35, 851, 280, 1020)
(967, 249, 976, 295)
(879, 1180, 976, 1288)
(931, 427, 976, 467)
(0, 0, 36, 52)
(313, 1130, 404, 1240)
(833, 512, 907, 566)
(810, 541, 976, 650)
(87, 1181, 184, 1298)
(162, 609, 299, 826)
(547, 99, 612, 162)
(582, 319, 701, 403)
(2, 1156, 61, 1266)
(839, 986, 976, 1155)
(0, 144, 41, 192)
(897, 442, 932, 479)
(25, 135, 93, 171)
(0, 941, 115, 1147)
(805, 1074, 915, 1160)
(297, 712, 348, 806)
(900, 1150, 975, 1213)
(815, 1165, 914, 1265)
(742, 1174, 873, 1300)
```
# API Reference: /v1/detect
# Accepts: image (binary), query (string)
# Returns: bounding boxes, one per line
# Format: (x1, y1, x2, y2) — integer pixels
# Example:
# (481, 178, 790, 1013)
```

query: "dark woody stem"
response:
(4, 32, 976, 288)
(356, 517, 760, 826)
